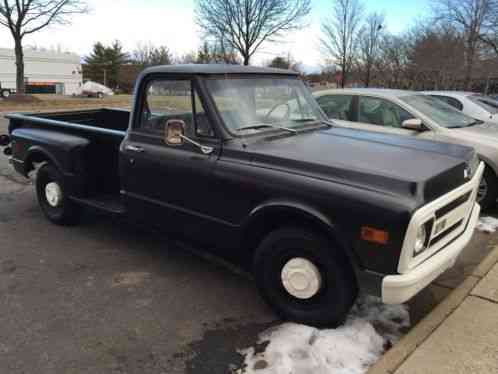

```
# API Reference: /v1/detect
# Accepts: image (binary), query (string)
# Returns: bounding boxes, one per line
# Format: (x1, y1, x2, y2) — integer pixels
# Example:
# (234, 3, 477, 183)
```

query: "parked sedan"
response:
(314, 88, 498, 209)
(423, 91, 498, 125)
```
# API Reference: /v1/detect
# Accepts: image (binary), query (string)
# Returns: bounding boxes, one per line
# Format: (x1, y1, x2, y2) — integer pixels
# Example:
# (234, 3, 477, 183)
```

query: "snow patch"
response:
(236, 296, 410, 374)
(476, 216, 498, 233)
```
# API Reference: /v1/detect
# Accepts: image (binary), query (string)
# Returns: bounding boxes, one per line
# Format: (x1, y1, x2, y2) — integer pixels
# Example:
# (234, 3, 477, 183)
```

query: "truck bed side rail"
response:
(6, 113, 127, 138)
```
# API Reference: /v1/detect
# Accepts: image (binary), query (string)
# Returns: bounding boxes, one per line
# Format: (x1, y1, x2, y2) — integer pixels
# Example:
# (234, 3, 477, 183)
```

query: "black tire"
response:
(36, 163, 81, 225)
(1, 89, 10, 99)
(97, 92, 104, 99)
(478, 166, 498, 211)
(253, 227, 358, 327)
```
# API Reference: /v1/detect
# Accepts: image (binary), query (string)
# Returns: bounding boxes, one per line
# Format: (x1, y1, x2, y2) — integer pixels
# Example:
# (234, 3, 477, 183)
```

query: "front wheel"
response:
(253, 227, 358, 327)
(478, 166, 498, 211)
(1, 89, 10, 98)
(36, 163, 81, 225)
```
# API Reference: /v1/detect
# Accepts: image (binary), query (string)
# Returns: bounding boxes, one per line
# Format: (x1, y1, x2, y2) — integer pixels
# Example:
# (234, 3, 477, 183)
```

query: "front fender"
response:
(243, 199, 358, 266)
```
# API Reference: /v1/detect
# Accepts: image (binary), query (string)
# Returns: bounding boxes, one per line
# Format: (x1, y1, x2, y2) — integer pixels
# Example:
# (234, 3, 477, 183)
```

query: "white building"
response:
(0, 48, 83, 95)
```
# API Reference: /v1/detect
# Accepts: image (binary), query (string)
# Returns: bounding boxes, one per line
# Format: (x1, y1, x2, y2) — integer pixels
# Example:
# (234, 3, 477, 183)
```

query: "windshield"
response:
(469, 95, 498, 114)
(401, 95, 480, 128)
(205, 78, 326, 134)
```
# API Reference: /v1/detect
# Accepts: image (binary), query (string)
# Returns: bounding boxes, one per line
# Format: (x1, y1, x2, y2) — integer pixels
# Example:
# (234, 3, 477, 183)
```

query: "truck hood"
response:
(247, 127, 474, 203)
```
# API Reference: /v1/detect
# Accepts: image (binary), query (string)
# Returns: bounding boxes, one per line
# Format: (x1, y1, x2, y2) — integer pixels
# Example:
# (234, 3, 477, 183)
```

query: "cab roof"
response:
(143, 64, 299, 76)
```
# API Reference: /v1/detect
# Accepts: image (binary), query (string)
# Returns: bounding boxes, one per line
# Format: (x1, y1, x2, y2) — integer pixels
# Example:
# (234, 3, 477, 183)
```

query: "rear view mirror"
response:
(165, 119, 186, 145)
(402, 118, 424, 131)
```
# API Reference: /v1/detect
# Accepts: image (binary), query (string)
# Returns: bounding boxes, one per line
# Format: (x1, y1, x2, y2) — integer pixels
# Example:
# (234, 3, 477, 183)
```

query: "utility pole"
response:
(103, 68, 107, 87)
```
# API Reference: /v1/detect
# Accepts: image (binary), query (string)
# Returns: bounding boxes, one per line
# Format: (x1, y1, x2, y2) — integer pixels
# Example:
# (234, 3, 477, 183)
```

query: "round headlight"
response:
(414, 225, 427, 254)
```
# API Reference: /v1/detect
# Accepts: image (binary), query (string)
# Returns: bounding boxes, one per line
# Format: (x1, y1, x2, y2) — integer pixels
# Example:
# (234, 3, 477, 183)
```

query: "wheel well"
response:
(25, 151, 51, 175)
(243, 209, 355, 271)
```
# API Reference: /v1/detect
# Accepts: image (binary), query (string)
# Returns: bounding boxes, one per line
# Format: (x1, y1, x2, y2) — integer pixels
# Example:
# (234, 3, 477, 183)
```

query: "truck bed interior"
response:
(36, 108, 130, 132)
(31, 109, 130, 210)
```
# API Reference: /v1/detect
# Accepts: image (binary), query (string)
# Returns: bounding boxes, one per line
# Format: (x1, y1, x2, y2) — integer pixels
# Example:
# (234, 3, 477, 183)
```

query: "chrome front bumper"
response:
(382, 162, 484, 305)
(382, 202, 480, 304)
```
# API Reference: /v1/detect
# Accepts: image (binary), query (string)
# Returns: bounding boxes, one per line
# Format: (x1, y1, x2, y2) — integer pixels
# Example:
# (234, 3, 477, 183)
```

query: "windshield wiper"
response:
(291, 118, 319, 123)
(236, 123, 298, 134)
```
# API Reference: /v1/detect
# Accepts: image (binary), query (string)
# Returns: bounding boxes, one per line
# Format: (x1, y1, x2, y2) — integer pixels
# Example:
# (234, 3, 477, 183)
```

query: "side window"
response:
(139, 80, 214, 139)
(316, 95, 353, 120)
(194, 91, 215, 137)
(432, 95, 463, 111)
(358, 96, 414, 128)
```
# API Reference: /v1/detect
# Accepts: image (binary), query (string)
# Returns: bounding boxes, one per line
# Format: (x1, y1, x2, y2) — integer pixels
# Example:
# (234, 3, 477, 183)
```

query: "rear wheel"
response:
(253, 227, 358, 327)
(97, 92, 104, 99)
(478, 166, 498, 211)
(36, 163, 81, 225)
(1, 89, 10, 98)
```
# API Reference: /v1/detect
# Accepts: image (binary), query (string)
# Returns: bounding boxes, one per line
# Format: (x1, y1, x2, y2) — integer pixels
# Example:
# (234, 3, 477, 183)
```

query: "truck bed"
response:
(7, 108, 130, 200)
(26, 108, 130, 133)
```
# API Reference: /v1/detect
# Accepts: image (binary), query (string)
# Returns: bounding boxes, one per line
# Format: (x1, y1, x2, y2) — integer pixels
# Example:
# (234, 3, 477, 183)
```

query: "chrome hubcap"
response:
(281, 258, 323, 299)
(478, 177, 488, 203)
(45, 182, 62, 207)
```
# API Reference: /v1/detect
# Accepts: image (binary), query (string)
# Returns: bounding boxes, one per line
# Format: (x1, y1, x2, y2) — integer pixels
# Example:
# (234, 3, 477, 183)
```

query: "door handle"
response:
(125, 145, 144, 153)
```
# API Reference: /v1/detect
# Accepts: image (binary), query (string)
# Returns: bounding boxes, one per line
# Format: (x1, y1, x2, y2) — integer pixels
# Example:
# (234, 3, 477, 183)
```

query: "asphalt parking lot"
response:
(1, 111, 497, 374)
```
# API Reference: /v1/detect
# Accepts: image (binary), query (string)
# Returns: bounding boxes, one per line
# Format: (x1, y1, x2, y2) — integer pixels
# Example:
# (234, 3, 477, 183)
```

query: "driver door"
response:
(120, 78, 221, 236)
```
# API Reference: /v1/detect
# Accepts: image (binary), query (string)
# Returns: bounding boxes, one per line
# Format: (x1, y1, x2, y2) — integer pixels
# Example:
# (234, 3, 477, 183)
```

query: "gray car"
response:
(314, 88, 498, 209)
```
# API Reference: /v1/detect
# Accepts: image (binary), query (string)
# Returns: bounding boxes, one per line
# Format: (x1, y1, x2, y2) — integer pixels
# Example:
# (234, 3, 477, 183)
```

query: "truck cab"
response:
(0, 65, 484, 327)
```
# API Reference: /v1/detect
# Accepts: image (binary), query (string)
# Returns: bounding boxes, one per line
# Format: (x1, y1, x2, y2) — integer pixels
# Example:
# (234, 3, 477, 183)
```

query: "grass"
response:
(0, 94, 134, 112)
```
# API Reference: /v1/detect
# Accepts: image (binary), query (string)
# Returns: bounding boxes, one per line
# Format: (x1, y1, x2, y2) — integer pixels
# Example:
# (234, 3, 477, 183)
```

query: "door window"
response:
(316, 95, 354, 120)
(138, 80, 215, 138)
(358, 96, 414, 128)
(431, 95, 464, 111)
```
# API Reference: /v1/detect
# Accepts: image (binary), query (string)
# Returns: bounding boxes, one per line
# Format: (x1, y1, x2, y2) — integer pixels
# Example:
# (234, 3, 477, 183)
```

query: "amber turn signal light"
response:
(361, 226, 389, 245)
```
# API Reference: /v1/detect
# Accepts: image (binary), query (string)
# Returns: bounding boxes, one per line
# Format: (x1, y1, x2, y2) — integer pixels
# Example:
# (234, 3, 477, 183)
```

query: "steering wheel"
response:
(264, 102, 291, 121)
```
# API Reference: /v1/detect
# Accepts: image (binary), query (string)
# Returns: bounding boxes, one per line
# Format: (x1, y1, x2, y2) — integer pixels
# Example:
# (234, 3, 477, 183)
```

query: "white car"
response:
(423, 91, 498, 125)
(314, 88, 498, 209)
(79, 81, 114, 99)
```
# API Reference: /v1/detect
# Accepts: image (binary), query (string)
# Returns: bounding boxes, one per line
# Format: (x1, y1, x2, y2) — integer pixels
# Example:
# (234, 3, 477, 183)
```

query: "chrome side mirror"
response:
(165, 119, 185, 146)
(402, 118, 424, 131)
(165, 119, 214, 155)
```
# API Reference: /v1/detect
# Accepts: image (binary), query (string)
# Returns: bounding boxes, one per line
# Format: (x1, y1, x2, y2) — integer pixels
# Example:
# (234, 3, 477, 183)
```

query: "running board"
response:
(70, 195, 126, 215)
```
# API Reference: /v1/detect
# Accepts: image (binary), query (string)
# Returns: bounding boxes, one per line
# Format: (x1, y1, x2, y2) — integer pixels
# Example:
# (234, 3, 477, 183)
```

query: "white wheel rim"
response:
(281, 257, 323, 299)
(45, 182, 63, 207)
(3, 91, 9, 98)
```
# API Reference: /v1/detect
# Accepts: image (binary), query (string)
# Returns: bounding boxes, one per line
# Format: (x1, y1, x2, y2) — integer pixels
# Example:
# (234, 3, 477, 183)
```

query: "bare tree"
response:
(405, 24, 465, 90)
(133, 43, 173, 67)
(320, 0, 364, 88)
(0, 0, 87, 94)
(357, 12, 384, 87)
(196, 39, 241, 64)
(376, 34, 409, 88)
(480, 11, 498, 55)
(195, 0, 311, 66)
(433, 0, 498, 89)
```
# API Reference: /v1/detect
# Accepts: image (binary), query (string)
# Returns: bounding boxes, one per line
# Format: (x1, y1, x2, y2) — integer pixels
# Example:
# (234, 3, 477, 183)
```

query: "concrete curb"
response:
(368, 244, 498, 374)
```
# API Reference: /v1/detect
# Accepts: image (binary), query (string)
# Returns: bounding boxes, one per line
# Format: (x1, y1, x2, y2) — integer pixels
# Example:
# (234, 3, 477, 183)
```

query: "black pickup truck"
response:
(0, 65, 484, 326)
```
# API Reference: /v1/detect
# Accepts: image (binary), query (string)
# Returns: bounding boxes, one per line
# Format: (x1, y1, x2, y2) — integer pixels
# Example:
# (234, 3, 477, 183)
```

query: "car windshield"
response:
(205, 77, 326, 134)
(468, 95, 498, 114)
(400, 94, 480, 128)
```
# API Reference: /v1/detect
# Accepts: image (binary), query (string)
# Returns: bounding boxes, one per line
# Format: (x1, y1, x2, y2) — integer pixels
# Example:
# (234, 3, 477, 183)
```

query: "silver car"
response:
(422, 91, 498, 125)
(314, 88, 498, 209)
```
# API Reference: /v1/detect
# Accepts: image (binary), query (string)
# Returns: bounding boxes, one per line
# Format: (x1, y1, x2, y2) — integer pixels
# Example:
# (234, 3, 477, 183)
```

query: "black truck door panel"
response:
(120, 78, 226, 241)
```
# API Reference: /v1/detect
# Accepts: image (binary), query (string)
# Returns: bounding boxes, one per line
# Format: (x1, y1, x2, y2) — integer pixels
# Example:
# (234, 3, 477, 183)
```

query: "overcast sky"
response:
(0, 0, 431, 71)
